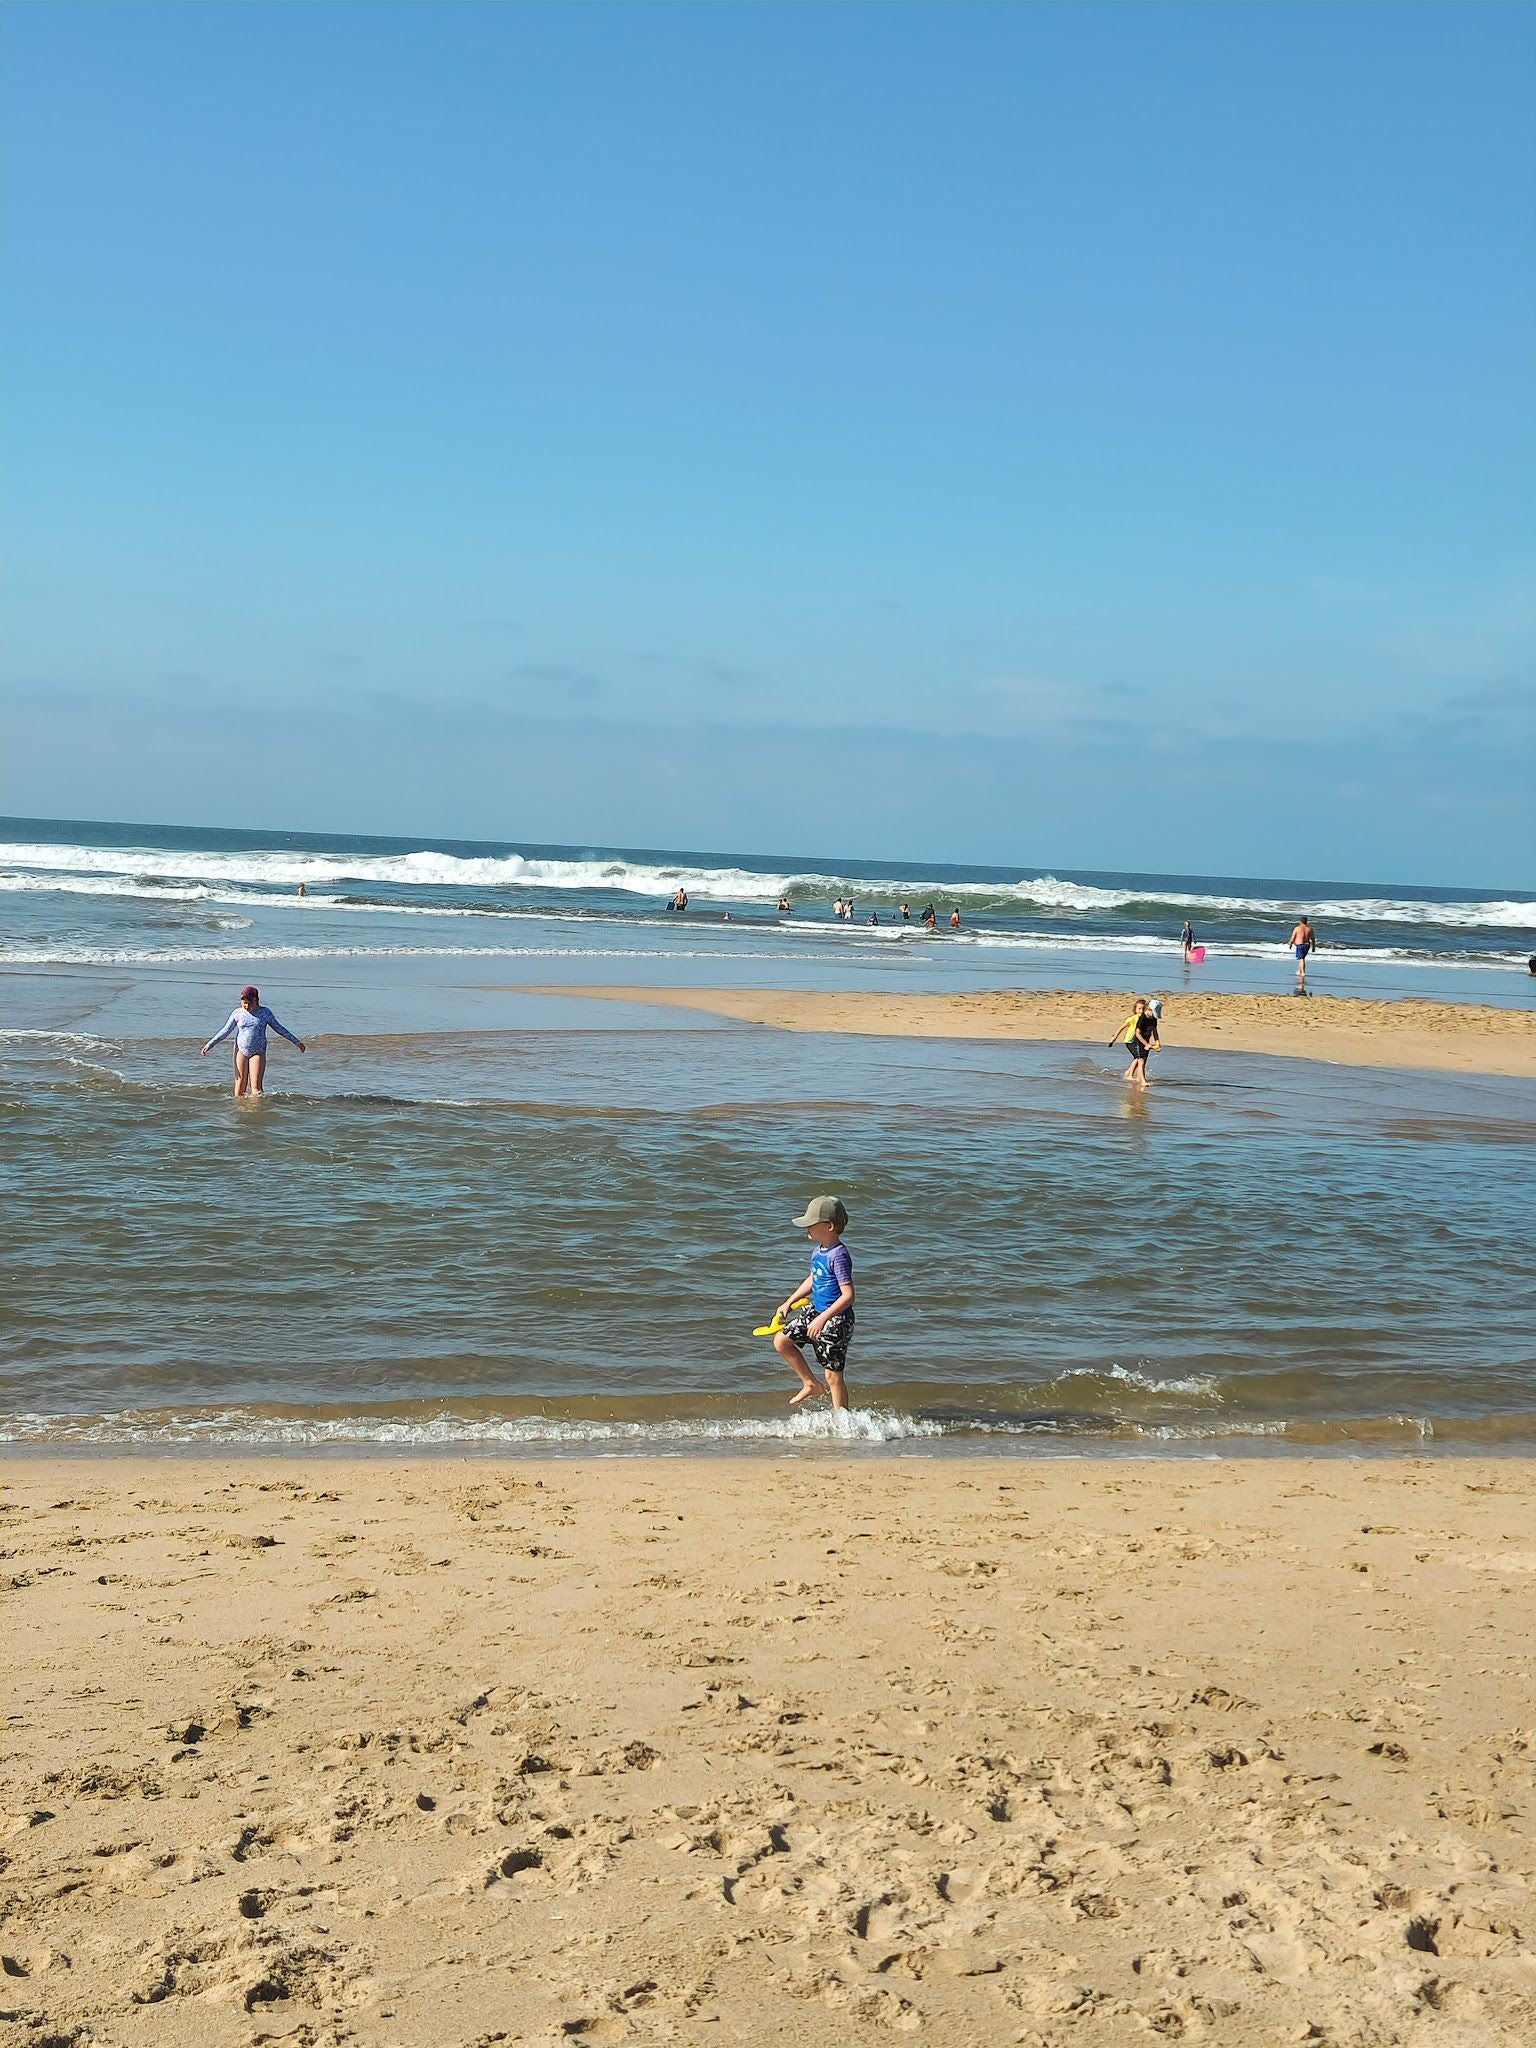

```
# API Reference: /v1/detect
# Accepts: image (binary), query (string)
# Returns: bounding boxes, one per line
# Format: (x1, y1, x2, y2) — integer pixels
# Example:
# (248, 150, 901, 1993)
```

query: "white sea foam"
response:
(2, 932, 1522, 973)
(0, 1028, 125, 1052)
(1, 869, 1525, 971)
(4, 839, 1530, 928)
(962, 931, 1525, 968)
(1130, 1415, 1437, 1442)
(0, 1407, 947, 1447)
(3, 1406, 1463, 1449)
(0, 841, 802, 902)
(1036, 1362, 1223, 1400)
(0, 941, 832, 967)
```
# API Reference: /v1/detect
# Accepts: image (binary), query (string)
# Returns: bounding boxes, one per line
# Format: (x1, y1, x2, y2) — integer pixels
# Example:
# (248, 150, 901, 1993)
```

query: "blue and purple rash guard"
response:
(206, 1006, 301, 1057)
(810, 1242, 853, 1312)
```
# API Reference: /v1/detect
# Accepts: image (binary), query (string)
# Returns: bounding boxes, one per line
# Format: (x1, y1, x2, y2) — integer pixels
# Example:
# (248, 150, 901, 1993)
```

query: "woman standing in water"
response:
(201, 985, 305, 1096)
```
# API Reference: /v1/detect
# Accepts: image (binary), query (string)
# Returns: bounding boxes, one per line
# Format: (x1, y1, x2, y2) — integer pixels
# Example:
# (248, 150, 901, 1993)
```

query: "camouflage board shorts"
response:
(780, 1303, 855, 1373)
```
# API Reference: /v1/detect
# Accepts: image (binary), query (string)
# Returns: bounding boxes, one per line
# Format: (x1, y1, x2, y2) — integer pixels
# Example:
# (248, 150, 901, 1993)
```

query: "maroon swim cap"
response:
(240, 985, 259, 1000)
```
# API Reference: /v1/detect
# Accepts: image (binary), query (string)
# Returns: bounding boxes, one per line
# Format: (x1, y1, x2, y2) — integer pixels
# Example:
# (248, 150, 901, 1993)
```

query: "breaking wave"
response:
(6, 1404, 1531, 1450)
(1, 1406, 945, 1447)
(4, 837, 1531, 929)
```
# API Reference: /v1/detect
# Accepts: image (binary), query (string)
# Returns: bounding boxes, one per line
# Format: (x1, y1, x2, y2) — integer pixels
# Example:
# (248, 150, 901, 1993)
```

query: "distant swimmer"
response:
(296, 881, 308, 898)
(776, 896, 791, 915)
(201, 985, 305, 1097)
(921, 903, 937, 928)
(900, 902, 911, 922)
(768, 1195, 855, 1411)
(949, 907, 961, 930)
(1287, 915, 1317, 992)
(868, 910, 879, 925)
(667, 887, 689, 912)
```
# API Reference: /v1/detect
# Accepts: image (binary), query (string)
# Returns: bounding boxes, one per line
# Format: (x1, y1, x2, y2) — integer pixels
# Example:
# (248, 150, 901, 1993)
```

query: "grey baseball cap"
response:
(793, 1195, 847, 1229)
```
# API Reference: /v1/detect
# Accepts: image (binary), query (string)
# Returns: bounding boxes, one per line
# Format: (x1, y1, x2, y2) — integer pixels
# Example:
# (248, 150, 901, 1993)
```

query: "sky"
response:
(2, 1, 1533, 885)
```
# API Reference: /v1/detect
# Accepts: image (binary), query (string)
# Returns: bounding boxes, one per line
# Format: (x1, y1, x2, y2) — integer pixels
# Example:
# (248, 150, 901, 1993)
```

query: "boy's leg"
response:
(773, 1331, 826, 1405)
(816, 1319, 853, 1410)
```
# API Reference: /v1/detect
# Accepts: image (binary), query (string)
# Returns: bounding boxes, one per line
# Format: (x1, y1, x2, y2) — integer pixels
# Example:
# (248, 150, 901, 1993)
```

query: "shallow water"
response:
(5, 1013, 1532, 1452)
(7, 817, 1532, 1454)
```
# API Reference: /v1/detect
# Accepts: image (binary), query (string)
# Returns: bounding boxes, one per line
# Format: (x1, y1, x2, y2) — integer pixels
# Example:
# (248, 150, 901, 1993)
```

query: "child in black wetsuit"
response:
(1112, 998, 1159, 1087)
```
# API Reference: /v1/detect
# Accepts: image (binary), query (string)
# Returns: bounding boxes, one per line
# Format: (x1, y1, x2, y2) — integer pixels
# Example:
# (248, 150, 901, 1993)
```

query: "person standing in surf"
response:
(769, 1196, 856, 1411)
(1181, 919, 1196, 962)
(201, 985, 305, 1097)
(1111, 997, 1158, 1087)
(1287, 915, 1317, 992)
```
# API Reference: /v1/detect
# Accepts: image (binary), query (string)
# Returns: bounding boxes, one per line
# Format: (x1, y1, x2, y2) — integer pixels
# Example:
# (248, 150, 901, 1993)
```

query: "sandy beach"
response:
(5, 1455, 1532, 2046)
(525, 986, 1536, 1079)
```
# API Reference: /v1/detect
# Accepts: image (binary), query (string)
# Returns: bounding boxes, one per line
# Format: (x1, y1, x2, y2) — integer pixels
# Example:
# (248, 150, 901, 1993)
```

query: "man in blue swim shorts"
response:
(1286, 916, 1318, 992)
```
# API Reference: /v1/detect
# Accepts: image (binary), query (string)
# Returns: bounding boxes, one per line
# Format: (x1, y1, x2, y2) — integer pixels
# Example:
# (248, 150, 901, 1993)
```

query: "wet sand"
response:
(524, 985, 1536, 1079)
(5, 1456, 1532, 2046)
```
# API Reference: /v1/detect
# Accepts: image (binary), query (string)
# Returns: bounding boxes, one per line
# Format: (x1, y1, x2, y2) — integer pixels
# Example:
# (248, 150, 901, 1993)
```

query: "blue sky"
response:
(3, 1, 1532, 884)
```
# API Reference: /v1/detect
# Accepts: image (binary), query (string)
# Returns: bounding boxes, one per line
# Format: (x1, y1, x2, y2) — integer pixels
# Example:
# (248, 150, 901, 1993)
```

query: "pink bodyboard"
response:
(1191, 944, 1206, 962)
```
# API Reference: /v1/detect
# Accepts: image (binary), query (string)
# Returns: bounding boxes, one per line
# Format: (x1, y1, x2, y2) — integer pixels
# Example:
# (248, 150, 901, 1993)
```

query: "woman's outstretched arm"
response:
(202, 1011, 240, 1055)
(264, 1013, 306, 1051)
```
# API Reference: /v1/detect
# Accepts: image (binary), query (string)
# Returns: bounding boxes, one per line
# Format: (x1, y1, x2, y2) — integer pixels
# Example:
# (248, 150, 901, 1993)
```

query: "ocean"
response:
(3, 814, 1532, 996)
(4, 816, 1534, 1454)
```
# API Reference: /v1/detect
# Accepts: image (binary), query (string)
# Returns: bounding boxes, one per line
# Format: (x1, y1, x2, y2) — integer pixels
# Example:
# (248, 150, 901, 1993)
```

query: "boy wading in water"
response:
(771, 1196, 855, 1410)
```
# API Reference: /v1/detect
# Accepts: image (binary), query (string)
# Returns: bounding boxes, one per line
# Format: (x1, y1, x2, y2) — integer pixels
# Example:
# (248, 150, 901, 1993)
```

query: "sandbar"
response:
(525, 984, 1536, 1078)
(5, 1455, 1532, 2045)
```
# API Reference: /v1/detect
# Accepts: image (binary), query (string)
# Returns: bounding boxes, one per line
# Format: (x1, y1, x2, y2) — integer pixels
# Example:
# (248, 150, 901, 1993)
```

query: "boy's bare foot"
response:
(789, 1381, 826, 1406)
